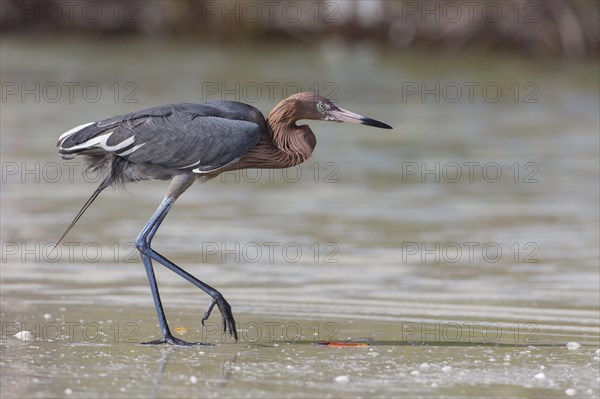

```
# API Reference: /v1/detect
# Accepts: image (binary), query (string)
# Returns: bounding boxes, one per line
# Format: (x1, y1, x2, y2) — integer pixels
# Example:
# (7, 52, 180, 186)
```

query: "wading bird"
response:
(57, 92, 392, 345)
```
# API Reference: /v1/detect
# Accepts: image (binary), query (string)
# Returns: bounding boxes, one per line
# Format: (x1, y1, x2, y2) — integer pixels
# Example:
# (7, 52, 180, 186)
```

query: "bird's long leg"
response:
(142, 202, 238, 340)
(136, 197, 204, 346)
(142, 244, 238, 340)
(135, 174, 238, 345)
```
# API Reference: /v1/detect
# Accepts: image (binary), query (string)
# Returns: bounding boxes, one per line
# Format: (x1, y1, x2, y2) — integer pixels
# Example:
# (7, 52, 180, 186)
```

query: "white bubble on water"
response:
(534, 372, 545, 380)
(566, 342, 581, 350)
(14, 331, 33, 341)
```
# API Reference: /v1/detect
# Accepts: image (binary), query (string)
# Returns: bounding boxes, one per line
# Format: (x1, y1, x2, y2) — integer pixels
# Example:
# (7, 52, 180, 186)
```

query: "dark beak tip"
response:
(361, 117, 393, 130)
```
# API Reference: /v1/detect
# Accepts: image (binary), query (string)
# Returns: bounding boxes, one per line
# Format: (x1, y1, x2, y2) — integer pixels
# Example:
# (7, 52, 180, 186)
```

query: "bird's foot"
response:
(141, 334, 212, 346)
(201, 295, 238, 341)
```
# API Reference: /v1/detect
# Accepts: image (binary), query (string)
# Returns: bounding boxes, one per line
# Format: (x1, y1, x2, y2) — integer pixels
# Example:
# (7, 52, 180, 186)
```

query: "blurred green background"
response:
(1, 1, 599, 398)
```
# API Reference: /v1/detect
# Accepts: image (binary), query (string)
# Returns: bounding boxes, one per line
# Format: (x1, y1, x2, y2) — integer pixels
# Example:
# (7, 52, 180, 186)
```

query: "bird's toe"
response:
(141, 335, 212, 346)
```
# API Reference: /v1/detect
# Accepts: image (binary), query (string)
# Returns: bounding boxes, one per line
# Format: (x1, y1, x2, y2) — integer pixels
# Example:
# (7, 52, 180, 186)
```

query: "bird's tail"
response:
(52, 170, 115, 252)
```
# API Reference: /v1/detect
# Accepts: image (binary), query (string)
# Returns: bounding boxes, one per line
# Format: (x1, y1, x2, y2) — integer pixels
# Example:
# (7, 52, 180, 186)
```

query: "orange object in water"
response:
(318, 341, 369, 347)
(174, 327, 189, 335)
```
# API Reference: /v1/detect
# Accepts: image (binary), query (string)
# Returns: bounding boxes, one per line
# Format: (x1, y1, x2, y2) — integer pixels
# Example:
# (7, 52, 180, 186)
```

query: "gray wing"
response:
(58, 102, 264, 173)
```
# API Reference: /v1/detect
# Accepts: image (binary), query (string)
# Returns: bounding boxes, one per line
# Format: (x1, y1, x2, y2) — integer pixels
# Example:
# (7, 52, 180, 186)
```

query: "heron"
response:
(56, 92, 392, 345)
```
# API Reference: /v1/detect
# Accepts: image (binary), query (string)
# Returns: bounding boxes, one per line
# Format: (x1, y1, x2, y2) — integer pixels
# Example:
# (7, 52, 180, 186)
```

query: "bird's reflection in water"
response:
(149, 347, 239, 398)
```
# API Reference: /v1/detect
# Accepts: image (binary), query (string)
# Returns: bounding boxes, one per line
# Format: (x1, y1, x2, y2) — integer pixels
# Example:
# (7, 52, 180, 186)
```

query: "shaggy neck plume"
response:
(265, 97, 316, 167)
(209, 96, 317, 178)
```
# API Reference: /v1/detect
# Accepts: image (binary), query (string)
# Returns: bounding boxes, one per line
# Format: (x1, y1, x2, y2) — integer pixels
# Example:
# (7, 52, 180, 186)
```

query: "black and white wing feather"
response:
(57, 102, 264, 174)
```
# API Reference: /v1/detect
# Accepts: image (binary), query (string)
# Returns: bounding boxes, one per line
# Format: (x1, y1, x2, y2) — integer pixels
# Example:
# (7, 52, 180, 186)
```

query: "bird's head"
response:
(288, 92, 392, 130)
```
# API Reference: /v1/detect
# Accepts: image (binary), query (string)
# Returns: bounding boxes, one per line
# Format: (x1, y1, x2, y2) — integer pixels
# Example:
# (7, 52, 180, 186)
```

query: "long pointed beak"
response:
(330, 107, 393, 129)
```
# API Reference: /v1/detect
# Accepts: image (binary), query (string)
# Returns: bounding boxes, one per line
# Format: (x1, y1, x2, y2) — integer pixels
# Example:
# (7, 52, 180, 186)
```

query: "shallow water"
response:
(1, 36, 599, 398)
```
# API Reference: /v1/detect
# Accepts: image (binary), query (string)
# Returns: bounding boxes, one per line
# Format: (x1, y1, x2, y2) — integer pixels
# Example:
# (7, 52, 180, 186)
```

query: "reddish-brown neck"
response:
(205, 97, 317, 179)
(265, 97, 316, 166)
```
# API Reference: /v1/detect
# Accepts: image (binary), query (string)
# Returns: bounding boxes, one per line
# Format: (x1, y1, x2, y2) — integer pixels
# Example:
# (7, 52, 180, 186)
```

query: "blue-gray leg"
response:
(135, 196, 238, 345)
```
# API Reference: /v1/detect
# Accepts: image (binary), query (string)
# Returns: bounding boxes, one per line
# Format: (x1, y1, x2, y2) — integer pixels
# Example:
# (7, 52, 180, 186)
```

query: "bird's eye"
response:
(317, 102, 325, 111)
